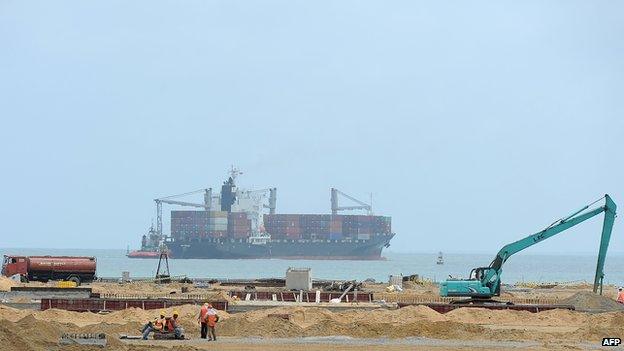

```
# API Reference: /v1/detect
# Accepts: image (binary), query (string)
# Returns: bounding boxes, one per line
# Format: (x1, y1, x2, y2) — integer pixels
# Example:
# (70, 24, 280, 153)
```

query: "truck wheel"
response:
(68, 276, 81, 286)
(20, 275, 29, 283)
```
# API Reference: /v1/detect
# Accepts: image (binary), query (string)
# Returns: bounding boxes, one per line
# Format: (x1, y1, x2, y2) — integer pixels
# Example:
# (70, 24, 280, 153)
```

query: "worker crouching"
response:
(166, 310, 185, 339)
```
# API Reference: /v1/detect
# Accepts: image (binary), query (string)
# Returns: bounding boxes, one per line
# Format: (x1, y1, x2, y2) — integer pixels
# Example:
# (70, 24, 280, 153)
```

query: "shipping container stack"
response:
(171, 211, 209, 241)
(372, 216, 392, 236)
(263, 214, 302, 240)
(207, 211, 228, 238)
(227, 212, 251, 239)
(329, 215, 343, 240)
(300, 214, 331, 239)
(343, 215, 372, 240)
(171, 210, 236, 241)
(263, 214, 391, 241)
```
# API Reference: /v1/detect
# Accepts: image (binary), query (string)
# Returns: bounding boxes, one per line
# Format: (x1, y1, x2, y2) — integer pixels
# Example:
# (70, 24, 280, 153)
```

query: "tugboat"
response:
(127, 226, 168, 259)
(436, 252, 444, 265)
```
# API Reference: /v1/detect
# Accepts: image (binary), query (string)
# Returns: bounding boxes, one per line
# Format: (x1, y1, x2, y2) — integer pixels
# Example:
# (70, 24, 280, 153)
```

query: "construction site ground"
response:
(1, 276, 623, 350)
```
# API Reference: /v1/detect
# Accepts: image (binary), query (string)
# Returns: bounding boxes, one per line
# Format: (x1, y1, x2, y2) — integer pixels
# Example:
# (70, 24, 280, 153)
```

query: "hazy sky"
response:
(1, 1, 622, 254)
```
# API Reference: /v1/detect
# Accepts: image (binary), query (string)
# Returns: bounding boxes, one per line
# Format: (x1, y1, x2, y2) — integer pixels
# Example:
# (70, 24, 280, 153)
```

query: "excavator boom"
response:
(594, 195, 617, 294)
(440, 194, 617, 298)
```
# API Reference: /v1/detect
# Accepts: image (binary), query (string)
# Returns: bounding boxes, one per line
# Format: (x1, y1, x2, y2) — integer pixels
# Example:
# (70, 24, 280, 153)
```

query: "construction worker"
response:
(617, 287, 624, 304)
(198, 302, 209, 339)
(206, 303, 220, 341)
(166, 310, 185, 339)
(141, 310, 166, 340)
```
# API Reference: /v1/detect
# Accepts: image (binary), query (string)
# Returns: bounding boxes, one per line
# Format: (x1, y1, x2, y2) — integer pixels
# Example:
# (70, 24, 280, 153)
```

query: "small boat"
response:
(127, 250, 162, 259)
(436, 252, 444, 265)
(127, 226, 170, 258)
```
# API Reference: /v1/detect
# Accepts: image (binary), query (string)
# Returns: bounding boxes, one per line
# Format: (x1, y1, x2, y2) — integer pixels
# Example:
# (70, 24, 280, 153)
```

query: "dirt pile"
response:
(445, 306, 593, 328)
(0, 304, 32, 321)
(1, 315, 65, 351)
(0, 276, 17, 292)
(1, 303, 230, 339)
(218, 306, 483, 339)
(561, 291, 624, 312)
(4, 300, 624, 344)
(0, 316, 179, 351)
(535, 308, 588, 326)
(446, 307, 536, 325)
(339, 305, 448, 324)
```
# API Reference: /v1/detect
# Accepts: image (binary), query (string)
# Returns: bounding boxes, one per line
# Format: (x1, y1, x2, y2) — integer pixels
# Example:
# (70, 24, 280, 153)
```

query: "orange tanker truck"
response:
(1, 255, 97, 285)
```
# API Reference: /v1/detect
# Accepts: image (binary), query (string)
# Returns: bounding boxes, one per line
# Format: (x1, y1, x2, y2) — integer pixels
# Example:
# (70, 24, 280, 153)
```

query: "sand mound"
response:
(2, 303, 231, 340)
(561, 292, 624, 312)
(446, 306, 597, 327)
(237, 306, 343, 326)
(8, 315, 64, 351)
(575, 313, 624, 342)
(0, 276, 17, 292)
(102, 307, 156, 325)
(309, 319, 479, 339)
(0, 316, 138, 351)
(536, 308, 588, 326)
(0, 319, 32, 351)
(446, 307, 537, 325)
(340, 305, 447, 324)
(6, 301, 624, 344)
(218, 305, 452, 338)
(0, 304, 32, 322)
(395, 305, 447, 321)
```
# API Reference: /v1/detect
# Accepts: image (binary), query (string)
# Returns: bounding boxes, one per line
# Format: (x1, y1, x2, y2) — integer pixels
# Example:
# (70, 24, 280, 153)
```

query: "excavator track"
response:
(449, 298, 513, 306)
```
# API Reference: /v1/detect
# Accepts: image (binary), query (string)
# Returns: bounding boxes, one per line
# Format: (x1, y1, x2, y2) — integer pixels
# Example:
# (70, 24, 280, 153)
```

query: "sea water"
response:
(2, 248, 624, 286)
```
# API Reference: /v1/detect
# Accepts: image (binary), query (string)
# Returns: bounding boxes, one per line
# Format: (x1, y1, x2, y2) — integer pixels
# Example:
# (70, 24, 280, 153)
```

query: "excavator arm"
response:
(593, 195, 617, 294)
(440, 194, 617, 298)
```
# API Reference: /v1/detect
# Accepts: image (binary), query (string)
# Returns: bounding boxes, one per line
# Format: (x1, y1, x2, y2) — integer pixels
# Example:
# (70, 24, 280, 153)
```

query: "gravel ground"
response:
(122, 336, 613, 350)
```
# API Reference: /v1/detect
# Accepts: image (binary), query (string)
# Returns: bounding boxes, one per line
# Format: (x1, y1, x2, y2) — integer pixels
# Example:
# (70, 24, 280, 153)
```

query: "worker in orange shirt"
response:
(165, 310, 185, 339)
(141, 310, 166, 340)
(617, 287, 624, 304)
(206, 303, 220, 341)
(198, 303, 209, 339)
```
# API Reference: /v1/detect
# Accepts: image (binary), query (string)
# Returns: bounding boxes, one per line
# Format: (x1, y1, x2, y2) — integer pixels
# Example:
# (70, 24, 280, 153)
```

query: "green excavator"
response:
(440, 194, 617, 301)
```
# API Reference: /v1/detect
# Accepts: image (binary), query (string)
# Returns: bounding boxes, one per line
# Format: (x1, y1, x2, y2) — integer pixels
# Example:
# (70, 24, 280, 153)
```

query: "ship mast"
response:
(229, 165, 243, 184)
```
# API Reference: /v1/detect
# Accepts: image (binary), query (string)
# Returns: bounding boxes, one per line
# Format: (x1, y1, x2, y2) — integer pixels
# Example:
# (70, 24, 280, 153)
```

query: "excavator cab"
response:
(469, 267, 500, 294)
(440, 266, 499, 298)
(468, 267, 489, 280)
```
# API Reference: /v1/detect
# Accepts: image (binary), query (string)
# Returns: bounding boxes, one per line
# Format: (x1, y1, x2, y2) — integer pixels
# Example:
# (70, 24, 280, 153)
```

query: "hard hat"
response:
(173, 310, 179, 316)
(160, 310, 166, 316)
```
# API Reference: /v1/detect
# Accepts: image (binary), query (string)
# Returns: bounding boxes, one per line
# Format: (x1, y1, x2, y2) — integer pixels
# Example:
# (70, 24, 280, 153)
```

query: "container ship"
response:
(129, 168, 394, 260)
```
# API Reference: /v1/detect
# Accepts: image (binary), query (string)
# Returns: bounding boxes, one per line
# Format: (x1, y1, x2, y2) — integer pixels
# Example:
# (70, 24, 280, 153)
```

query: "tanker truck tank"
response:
(2, 255, 97, 285)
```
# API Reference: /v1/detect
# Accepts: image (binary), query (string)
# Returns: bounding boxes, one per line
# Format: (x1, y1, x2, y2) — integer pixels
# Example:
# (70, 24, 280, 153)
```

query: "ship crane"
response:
(331, 188, 373, 215)
(154, 188, 213, 238)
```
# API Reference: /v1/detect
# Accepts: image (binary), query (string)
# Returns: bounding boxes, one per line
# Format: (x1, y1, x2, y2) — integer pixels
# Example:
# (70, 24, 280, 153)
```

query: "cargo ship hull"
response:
(167, 233, 394, 260)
